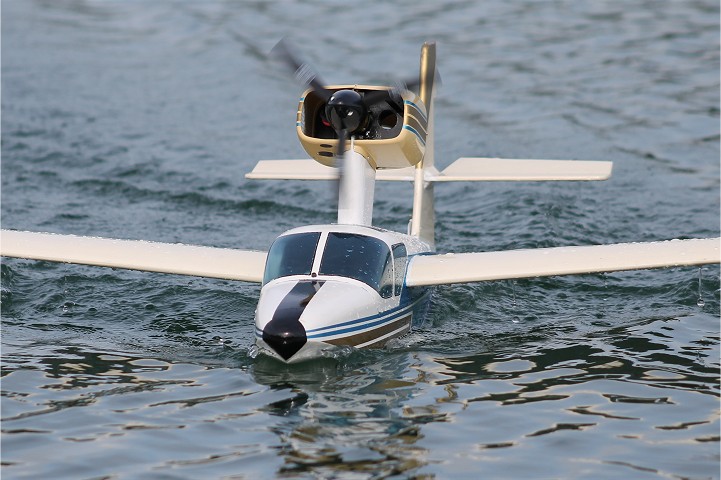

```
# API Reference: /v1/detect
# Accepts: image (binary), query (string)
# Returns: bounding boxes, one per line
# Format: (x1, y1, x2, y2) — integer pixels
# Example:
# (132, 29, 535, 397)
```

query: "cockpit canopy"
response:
(263, 231, 407, 298)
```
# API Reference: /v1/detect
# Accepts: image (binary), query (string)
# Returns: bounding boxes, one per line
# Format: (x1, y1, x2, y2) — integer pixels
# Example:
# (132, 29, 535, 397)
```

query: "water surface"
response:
(2, 1, 719, 478)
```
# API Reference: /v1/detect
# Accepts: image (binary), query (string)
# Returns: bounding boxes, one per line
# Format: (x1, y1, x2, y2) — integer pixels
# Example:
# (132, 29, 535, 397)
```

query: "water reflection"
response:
(244, 315, 720, 478)
(250, 352, 432, 476)
(3, 348, 283, 477)
(1, 311, 718, 478)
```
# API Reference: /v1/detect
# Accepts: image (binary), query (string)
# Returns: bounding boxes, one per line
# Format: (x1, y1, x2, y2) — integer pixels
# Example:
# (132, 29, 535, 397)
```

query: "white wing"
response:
(0, 230, 267, 283)
(406, 238, 720, 287)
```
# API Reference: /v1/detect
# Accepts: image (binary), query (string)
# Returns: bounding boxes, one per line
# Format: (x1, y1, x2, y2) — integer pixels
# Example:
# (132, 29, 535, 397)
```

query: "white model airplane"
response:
(1, 41, 718, 363)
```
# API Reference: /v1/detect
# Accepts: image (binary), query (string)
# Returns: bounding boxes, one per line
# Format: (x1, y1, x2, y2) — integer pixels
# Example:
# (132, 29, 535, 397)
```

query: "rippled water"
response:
(2, 1, 719, 478)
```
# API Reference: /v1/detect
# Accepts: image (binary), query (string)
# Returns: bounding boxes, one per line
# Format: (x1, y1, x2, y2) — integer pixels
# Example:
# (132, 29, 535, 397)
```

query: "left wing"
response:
(0, 230, 267, 283)
(406, 237, 720, 287)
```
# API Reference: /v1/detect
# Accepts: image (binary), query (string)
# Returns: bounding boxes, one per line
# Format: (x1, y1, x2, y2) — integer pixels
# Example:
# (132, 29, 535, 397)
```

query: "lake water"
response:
(2, 1, 719, 478)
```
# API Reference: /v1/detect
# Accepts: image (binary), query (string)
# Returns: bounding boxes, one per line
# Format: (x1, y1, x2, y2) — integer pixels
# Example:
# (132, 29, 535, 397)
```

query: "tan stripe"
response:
(325, 315, 411, 348)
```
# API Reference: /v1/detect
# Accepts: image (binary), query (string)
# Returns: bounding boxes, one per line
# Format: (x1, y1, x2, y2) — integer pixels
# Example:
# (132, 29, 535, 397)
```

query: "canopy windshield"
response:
(263, 232, 321, 285)
(263, 231, 394, 297)
(319, 232, 392, 295)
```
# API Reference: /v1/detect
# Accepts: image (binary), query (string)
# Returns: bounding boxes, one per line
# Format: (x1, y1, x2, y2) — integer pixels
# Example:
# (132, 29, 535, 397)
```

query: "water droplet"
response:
(248, 344, 259, 359)
(697, 298, 705, 308)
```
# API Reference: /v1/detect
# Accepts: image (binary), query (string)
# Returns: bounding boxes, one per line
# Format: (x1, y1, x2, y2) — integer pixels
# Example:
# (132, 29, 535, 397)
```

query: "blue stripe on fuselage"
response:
(404, 100, 427, 122)
(254, 279, 432, 341)
(305, 288, 430, 339)
(403, 125, 426, 146)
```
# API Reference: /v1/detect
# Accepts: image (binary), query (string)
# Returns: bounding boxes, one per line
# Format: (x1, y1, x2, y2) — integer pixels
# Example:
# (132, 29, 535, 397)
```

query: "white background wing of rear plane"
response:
(406, 238, 720, 287)
(0, 230, 267, 283)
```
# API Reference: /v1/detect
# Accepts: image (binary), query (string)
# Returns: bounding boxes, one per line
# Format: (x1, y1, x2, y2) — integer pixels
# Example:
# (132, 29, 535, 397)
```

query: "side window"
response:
(379, 251, 394, 299)
(392, 243, 407, 296)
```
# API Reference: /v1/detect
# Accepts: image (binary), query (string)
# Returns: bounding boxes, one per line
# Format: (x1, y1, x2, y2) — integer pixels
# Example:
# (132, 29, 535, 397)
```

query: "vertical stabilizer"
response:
(410, 42, 437, 249)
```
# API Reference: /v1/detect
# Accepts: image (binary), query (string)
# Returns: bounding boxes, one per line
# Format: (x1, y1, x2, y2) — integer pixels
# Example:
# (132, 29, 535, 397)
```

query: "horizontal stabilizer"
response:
(431, 158, 613, 181)
(406, 237, 720, 286)
(246, 160, 337, 180)
(246, 158, 612, 182)
(374, 158, 613, 182)
(245, 159, 417, 181)
(0, 230, 267, 283)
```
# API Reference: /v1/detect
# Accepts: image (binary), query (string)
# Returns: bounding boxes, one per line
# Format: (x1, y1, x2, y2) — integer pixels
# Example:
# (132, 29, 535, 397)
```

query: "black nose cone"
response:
(262, 321, 307, 361)
(262, 281, 323, 361)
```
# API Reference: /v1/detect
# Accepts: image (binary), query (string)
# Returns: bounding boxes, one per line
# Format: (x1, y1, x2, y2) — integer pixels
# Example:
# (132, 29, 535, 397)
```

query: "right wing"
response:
(0, 230, 267, 283)
(406, 238, 720, 287)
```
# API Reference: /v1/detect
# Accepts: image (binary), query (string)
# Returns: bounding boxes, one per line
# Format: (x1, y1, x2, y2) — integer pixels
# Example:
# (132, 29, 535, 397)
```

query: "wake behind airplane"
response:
(1, 41, 718, 363)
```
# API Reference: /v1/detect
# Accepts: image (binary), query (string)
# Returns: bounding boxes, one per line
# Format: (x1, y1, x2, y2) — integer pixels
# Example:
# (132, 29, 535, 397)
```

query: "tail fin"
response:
(410, 42, 437, 249)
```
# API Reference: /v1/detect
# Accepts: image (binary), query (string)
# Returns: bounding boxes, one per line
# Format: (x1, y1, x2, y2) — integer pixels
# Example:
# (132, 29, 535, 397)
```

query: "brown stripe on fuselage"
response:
(325, 315, 411, 348)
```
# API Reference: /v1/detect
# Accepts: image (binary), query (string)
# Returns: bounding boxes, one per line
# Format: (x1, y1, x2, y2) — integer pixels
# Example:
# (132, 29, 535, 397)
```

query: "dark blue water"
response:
(2, 1, 719, 478)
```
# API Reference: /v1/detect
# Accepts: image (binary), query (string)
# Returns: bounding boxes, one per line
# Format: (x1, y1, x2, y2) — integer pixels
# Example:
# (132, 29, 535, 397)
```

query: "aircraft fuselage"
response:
(253, 224, 433, 362)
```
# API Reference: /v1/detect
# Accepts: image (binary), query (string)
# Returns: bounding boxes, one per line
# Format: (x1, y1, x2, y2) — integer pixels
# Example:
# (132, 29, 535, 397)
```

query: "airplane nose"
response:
(262, 319, 306, 361)
(261, 281, 322, 361)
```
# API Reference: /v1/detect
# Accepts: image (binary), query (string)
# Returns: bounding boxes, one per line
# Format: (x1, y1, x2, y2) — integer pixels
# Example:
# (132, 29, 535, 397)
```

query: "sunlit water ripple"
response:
(2, 1, 719, 479)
